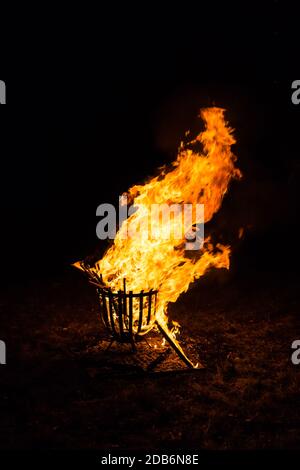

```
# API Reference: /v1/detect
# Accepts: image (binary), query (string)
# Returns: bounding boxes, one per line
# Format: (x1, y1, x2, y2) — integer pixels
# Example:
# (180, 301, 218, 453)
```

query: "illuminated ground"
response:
(1, 269, 300, 450)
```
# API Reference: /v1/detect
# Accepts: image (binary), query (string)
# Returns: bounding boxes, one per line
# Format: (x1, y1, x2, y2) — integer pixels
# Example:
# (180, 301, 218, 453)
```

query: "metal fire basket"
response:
(97, 282, 158, 349)
(77, 262, 198, 369)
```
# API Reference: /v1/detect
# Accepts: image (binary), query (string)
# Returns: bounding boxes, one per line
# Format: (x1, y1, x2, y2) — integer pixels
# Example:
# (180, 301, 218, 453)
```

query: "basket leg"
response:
(147, 347, 173, 372)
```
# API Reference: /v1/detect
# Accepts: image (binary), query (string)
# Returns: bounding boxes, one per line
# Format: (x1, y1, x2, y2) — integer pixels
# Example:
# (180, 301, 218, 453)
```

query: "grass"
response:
(1, 268, 300, 450)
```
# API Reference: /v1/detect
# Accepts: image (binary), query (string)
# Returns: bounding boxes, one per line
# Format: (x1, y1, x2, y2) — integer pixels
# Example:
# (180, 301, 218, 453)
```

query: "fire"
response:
(75, 107, 241, 365)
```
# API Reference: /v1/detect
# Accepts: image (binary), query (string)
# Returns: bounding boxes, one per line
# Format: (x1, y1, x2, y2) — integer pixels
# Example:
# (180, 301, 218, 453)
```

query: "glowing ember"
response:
(75, 107, 241, 366)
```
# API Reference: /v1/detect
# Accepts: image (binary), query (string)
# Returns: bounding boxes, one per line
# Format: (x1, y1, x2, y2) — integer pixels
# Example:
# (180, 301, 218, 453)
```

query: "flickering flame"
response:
(76, 107, 241, 364)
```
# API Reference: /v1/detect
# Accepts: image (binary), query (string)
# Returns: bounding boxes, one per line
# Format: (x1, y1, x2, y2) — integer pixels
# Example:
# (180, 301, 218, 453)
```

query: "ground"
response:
(1, 268, 300, 450)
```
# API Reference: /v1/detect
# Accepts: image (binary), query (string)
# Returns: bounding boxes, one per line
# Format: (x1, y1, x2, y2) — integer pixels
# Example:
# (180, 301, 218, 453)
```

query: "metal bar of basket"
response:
(128, 291, 133, 339)
(138, 291, 144, 333)
(147, 290, 152, 324)
(108, 290, 118, 339)
(99, 289, 110, 331)
(122, 279, 129, 330)
(118, 290, 124, 337)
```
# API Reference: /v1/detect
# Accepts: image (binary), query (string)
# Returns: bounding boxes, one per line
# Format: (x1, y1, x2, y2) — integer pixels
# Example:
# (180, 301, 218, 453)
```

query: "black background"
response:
(1, 1, 300, 465)
(1, 75, 300, 281)
(1, 13, 300, 285)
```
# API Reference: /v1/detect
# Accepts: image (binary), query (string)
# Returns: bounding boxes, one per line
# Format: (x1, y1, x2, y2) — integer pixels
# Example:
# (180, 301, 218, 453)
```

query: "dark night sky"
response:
(0, 2, 299, 283)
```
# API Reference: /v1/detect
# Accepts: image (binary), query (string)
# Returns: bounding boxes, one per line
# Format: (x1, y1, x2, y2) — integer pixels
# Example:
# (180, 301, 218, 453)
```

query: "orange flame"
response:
(81, 108, 241, 350)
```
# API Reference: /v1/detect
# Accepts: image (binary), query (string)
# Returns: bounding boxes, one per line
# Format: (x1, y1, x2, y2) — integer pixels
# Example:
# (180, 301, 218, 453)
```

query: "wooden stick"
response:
(155, 320, 202, 369)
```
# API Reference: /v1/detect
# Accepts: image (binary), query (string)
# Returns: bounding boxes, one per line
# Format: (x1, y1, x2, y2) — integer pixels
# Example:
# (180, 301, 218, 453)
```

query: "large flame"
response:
(77, 108, 241, 359)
